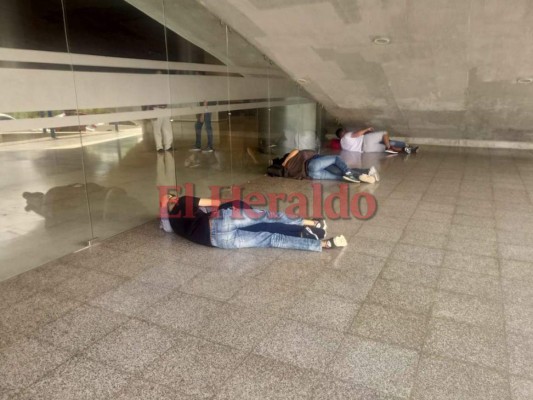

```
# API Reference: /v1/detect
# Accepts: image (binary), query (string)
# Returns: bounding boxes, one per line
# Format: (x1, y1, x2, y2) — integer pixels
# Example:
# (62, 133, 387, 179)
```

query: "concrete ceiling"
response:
(125, 0, 271, 67)
(198, 0, 533, 142)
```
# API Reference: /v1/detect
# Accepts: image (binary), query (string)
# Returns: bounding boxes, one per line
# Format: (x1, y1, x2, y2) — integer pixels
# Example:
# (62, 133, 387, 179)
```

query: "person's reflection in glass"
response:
(184, 150, 221, 170)
(191, 100, 213, 152)
(157, 150, 177, 187)
(22, 183, 147, 229)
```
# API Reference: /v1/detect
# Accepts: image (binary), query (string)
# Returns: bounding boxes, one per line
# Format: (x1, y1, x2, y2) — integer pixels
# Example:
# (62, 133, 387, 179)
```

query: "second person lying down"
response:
(269, 149, 379, 183)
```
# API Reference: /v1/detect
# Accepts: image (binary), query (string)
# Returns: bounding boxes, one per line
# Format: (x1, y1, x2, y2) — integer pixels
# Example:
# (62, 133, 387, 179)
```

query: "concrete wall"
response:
(199, 0, 533, 144)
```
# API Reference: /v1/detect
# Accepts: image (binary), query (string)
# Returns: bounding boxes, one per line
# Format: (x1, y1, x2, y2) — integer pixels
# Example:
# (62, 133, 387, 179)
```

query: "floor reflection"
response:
(0, 115, 275, 280)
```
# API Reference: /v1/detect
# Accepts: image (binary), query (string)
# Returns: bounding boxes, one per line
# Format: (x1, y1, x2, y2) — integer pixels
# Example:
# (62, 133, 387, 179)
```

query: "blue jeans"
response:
(195, 112, 213, 148)
(388, 139, 406, 148)
(307, 156, 351, 180)
(326, 165, 370, 178)
(219, 201, 321, 237)
(210, 208, 322, 252)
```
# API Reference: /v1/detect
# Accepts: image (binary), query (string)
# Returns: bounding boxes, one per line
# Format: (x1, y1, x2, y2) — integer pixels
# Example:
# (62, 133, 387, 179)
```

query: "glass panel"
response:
(0, 0, 322, 281)
(224, 25, 273, 185)
(0, 0, 91, 280)
(163, 0, 231, 198)
(61, 0, 171, 240)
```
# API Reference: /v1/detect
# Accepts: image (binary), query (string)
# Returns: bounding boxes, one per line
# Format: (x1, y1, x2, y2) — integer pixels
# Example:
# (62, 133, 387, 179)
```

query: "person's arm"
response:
(198, 198, 221, 207)
(282, 149, 300, 167)
(351, 127, 374, 137)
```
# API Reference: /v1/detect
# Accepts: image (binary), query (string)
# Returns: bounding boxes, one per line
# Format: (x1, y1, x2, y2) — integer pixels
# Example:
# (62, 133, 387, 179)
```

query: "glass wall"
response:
(0, 0, 319, 281)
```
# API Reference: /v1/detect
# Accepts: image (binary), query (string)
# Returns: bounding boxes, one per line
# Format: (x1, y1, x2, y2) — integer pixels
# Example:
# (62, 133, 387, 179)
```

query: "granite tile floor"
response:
(1, 146, 533, 399)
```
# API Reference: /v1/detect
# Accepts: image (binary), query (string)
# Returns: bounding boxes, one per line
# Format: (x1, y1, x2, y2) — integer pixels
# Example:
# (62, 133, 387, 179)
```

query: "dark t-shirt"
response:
(168, 196, 213, 247)
(284, 150, 317, 179)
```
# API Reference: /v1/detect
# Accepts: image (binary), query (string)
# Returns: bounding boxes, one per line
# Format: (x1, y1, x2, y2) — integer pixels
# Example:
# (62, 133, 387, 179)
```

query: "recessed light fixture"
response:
(372, 36, 391, 45)
(517, 77, 533, 84)
(297, 78, 309, 84)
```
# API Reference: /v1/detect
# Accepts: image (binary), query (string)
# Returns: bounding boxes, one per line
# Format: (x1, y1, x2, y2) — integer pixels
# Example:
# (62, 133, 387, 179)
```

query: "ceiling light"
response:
(297, 78, 309, 84)
(372, 36, 391, 45)
(517, 77, 533, 84)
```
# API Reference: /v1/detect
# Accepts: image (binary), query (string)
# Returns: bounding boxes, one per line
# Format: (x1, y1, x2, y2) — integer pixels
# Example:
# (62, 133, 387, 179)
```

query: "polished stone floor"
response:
(0, 117, 270, 280)
(1, 146, 533, 399)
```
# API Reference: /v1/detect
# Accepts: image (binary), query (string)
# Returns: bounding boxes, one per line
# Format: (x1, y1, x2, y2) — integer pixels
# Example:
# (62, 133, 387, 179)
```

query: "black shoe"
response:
(342, 172, 359, 183)
(157, 148, 164, 153)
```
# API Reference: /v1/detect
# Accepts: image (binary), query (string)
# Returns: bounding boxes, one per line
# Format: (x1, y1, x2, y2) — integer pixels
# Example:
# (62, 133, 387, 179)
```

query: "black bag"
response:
(266, 164, 286, 177)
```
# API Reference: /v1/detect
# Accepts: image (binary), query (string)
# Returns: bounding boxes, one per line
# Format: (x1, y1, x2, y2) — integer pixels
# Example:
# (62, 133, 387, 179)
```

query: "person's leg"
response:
(162, 117, 173, 150)
(308, 168, 343, 180)
(350, 167, 370, 175)
(241, 222, 304, 236)
(319, 156, 365, 182)
(216, 207, 304, 230)
(218, 200, 252, 211)
(308, 156, 345, 180)
(241, 223, 326, 239)
(331, 156, 352, 174)
(218, 202, 322, 237)
(380, 133, 403, 152)
(212, 229, 322, 252)
(389, 139, 406, 148)
(153, 118, 163, 150)
(204, 113, 213, 149)
(47, 111, 56, 139)
(325, 164, 343, 175)
(381, 132, 390, 148)
(194, 119, 203, 149)
(325, 165, 371, 178)
(362, 131, 387, 152)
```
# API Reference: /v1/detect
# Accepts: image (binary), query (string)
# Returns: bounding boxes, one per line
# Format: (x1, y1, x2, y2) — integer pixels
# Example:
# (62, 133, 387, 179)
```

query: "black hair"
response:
(271, 153, 290, 166)
(335, 128, 344, 138)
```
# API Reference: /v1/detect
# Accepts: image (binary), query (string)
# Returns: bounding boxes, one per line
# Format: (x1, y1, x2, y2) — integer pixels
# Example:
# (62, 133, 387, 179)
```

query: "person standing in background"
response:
(152, 104, 173, 152)
(191, 100, 213, 152)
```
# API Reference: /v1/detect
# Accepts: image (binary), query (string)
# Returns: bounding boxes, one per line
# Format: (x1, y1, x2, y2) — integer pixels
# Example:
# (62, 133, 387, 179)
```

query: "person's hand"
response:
(365, 127, 374, 133)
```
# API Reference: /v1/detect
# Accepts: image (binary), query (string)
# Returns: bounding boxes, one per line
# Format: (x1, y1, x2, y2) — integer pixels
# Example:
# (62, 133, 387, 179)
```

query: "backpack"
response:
(266, 164, 286, 177)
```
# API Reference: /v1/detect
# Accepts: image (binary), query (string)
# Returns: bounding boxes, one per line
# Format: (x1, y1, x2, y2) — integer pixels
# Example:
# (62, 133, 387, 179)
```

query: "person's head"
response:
(161, 193, 178, 213)
(270, 152, 290, 166)
(335, 127, 346, 138)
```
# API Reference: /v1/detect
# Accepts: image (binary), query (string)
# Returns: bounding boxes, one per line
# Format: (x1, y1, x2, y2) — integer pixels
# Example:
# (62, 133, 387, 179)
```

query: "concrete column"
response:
(258, 102, 317, 153)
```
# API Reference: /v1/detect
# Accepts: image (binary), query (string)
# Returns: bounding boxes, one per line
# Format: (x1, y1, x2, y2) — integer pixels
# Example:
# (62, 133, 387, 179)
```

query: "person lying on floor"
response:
(160, 195, 346, 251)
(269, 149, 380, 183)
(335, 126, 419, 154)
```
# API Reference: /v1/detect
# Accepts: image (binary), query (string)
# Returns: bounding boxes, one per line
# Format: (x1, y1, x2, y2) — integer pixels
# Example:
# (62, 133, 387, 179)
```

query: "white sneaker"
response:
(358, 174, 376, 184)
(324, 235, 347, 249)
(368, 166, 380, 182)
(385, 148, 398, 154)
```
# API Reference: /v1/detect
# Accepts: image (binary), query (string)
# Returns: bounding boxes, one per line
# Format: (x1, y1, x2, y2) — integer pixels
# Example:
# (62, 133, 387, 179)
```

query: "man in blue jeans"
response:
(277, 149, 379, 183)
(161, 195, 347, 251)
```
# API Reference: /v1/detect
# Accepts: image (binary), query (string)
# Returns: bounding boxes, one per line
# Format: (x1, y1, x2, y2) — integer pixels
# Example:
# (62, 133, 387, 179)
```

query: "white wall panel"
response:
(0, 49, 312, 131)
